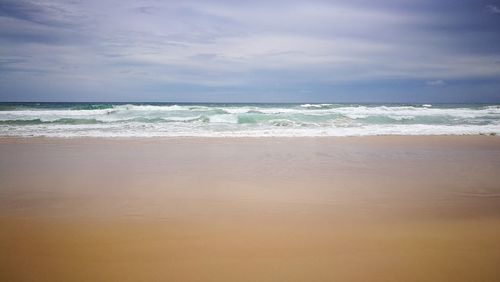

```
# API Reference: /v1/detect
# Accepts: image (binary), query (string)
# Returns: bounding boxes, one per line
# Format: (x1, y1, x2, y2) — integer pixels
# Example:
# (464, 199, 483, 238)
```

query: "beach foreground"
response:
(1, 136, 500, 281)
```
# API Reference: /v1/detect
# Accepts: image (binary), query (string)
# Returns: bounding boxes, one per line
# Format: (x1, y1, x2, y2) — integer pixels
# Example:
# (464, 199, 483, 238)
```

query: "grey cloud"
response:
(190, 53, 218, 60)
(487, 5, 500, 14)
(133, 6, 157, 15)
(1, 0, 500, 102)
(0, 0, 83, 27)
(0, 57, 28, 66)
(426, 80, 446, 86)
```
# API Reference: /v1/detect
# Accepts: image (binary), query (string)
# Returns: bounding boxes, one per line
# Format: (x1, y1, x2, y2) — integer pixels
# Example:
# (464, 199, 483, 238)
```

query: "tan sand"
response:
(1, 136, 500, 281)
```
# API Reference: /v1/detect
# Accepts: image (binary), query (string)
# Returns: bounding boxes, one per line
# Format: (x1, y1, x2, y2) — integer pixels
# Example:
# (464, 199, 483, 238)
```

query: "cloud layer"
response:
(1, 0, 500, 102)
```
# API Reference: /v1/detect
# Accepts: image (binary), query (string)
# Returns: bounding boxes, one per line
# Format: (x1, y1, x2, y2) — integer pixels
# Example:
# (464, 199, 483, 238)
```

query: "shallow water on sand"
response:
(1, 137, 500, 281)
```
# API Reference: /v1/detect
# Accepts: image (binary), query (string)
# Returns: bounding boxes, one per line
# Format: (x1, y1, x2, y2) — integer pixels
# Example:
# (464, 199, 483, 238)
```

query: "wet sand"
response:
(1, 136, 500, 281)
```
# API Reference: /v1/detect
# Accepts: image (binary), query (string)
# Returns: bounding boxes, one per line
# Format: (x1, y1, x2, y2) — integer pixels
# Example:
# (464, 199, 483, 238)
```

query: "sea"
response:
(0, 102, 499, 137)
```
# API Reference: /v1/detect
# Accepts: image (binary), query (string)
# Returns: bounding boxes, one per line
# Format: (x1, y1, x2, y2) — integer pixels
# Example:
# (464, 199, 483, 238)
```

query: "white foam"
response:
(1, 122, 499, 137)
(300, 103, 333, 109)
(163, 116, 203, 122)
(223, 107, 254, 114)
(208, 114, 239, 124)
(113, 104, 187, 112)
(1, 104, 500, 137)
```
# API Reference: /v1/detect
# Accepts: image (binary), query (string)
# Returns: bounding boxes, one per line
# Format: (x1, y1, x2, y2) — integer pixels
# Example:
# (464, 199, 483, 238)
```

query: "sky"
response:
(1, 0, 500, 103)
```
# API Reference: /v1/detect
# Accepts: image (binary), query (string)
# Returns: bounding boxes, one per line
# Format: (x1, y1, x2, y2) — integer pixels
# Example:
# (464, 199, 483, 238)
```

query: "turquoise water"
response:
(0, 102, 499, 137)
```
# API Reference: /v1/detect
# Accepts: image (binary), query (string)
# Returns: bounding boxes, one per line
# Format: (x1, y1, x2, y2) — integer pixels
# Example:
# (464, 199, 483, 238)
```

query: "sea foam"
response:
(1, 103, 499, 137)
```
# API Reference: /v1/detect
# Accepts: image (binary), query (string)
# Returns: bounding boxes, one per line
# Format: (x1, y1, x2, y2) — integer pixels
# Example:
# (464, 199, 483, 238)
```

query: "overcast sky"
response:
(1, 0, 500, 102)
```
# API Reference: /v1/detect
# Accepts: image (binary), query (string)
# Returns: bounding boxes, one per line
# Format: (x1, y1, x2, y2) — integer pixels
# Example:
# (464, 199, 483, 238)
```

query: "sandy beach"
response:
(1, 136, 500, 281)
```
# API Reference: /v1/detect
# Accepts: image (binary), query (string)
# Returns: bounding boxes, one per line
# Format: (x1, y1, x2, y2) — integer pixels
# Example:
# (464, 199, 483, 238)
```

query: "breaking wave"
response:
(0, 103, 499, 137)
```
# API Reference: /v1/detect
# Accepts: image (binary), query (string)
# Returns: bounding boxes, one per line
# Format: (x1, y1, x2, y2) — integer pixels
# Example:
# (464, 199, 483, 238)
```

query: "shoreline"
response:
(0, 133, 498, 140)
(1, 133, 499, 141)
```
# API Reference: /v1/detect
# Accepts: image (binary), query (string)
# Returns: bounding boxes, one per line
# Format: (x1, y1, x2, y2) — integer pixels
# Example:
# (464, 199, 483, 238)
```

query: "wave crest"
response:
(1, 103, 499, 137)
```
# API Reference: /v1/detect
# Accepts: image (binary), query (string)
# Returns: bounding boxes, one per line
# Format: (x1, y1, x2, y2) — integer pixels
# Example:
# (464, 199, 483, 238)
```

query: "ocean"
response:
(0, 102, 499, 137)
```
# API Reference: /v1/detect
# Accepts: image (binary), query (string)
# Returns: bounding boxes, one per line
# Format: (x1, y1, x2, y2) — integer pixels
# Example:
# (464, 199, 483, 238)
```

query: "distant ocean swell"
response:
(0, 103, 499, 137)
